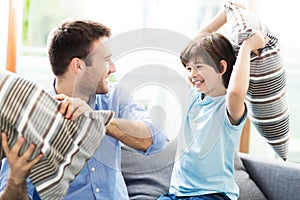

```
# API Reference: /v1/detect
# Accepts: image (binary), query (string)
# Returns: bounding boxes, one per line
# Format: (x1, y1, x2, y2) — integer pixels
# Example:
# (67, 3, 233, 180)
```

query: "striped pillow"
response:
(0, 69, 113, 199)
(225, 1, 290, 160)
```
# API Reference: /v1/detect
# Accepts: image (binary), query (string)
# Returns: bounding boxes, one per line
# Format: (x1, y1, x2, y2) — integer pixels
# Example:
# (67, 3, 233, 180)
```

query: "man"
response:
(0, 19, 168, 199)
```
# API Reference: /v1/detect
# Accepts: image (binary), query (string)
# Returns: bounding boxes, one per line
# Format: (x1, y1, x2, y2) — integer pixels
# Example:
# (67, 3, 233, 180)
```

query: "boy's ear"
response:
(219, 60, 227, 75)
(70, 57, 82, 73)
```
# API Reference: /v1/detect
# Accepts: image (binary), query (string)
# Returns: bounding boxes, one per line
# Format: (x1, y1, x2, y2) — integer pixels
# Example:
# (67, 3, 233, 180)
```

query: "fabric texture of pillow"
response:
(0, 69, 113, 200)
(121, 139, 266, 200)
(225, 1, 290, 160)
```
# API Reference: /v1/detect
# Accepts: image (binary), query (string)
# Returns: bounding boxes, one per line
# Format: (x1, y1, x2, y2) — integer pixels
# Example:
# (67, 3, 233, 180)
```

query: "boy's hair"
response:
(47, 19, 111, 76)
(180, 32, 236, 88)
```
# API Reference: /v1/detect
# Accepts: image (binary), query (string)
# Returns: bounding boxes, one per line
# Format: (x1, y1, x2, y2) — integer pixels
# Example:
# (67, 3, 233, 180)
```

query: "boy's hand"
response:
(244, 30, 269, 56)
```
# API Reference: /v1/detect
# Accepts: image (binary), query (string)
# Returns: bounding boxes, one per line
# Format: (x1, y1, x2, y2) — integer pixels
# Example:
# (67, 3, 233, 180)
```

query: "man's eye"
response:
(186, 67, 191, 71)
(105, 58, 112, 63)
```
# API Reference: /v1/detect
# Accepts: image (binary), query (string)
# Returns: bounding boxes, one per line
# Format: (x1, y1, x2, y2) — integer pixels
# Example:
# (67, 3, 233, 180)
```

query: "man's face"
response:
(75, 37, 116, 96)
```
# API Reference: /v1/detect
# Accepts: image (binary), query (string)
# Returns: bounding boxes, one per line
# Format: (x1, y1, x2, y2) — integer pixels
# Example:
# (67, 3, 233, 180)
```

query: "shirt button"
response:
(91, 167, 96, 172)
(95, 188, 100, 193)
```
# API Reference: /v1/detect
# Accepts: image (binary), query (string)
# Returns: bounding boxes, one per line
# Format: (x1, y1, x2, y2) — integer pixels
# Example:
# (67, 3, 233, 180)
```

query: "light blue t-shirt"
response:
(169, 90, 246, 200)
(0, 83, 168, 200)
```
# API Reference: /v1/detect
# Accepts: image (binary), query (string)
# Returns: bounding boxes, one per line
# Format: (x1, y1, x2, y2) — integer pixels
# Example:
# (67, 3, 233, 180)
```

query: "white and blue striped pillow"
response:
(225, 1, 289, 160)
(0, 69, 113, 199)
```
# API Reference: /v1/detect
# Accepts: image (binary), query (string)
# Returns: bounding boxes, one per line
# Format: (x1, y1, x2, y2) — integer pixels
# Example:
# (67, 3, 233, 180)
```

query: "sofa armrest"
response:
(239, 153, 300, 200)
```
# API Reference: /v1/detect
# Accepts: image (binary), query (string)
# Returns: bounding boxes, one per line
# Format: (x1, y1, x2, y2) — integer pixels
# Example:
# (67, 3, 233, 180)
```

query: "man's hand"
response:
(54, 94, 93, 121)
(1, 132, 43, 185)
(0, 132, 43, 200)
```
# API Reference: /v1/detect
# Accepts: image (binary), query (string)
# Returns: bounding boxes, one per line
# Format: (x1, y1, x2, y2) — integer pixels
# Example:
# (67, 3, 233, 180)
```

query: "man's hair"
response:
(47, 19, 111, 76)
(180, 32, 236, 88)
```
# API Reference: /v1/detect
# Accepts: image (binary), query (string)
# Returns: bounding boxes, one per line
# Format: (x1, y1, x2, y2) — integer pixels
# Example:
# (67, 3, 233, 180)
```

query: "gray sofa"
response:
(121, 139, 300, 200)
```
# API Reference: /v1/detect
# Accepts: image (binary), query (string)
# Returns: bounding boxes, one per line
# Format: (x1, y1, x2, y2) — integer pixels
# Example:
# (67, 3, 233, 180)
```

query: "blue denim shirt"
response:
(0, 83, 168, 199)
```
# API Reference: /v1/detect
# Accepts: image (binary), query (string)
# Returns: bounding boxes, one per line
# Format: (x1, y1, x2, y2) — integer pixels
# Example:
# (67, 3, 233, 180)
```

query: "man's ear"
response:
(219, 60, 227, 75)
(70, 57, 82, 73)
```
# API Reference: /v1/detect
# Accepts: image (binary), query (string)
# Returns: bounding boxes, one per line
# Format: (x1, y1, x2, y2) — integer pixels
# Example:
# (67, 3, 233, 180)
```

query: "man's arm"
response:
(0, 133, 43, 200)
(55, 94, 153, 151)
(55, 93, 153, 151)
(0, 178, 28, 200)
(106, 119, 152, 152)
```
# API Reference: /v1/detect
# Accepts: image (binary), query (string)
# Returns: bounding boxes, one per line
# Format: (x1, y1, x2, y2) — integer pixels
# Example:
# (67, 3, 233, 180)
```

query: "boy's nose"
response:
(191, 68, 198, 77)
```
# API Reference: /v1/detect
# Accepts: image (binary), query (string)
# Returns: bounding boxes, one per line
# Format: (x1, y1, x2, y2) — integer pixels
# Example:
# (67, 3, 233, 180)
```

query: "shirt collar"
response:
(191, 89, 213, 106)
(50, 78, 57, 95)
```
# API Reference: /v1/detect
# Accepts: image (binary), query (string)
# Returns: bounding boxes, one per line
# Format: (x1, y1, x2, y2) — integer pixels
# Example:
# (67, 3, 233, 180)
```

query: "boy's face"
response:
(75, 37, 116, 96)
(185, 57, 224, 97)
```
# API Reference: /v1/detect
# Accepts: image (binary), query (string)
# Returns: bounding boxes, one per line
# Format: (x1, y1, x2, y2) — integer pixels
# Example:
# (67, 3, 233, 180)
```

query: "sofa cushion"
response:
(224, 1, 290, 161)
(121, 139, 266, 200)
(240, 153, 300, 200)
(121, 139, 176, 200)
(234, 152, 267, 199)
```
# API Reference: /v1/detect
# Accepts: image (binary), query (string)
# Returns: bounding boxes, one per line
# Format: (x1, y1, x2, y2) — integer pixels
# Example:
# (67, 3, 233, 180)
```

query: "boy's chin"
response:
(193, 86, 202, 92)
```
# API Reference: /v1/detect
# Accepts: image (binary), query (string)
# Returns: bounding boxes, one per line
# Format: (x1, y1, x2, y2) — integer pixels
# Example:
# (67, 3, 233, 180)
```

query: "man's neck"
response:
(54, 78, 90, 103)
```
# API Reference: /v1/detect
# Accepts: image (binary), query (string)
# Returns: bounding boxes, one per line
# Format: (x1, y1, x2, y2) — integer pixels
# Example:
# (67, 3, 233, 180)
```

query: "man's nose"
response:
(109, 62, 116, 73)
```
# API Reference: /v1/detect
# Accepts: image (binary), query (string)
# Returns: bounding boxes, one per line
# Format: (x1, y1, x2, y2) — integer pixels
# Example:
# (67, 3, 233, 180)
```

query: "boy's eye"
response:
(186, 67, 191, 72)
